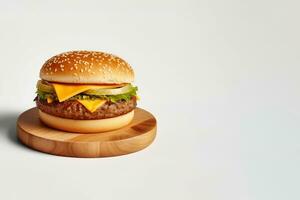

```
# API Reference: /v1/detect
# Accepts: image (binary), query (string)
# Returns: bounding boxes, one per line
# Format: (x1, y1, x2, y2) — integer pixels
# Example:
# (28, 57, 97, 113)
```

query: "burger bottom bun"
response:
(38, 109, 134, 133)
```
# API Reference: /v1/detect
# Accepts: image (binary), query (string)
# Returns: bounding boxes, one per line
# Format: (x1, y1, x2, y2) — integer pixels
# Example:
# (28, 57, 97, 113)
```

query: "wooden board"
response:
(17, 107, 157, 158)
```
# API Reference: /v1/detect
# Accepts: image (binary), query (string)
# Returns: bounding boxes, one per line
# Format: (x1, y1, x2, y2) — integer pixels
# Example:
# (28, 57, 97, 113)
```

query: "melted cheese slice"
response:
(77, 99, 107, 113)
(51, 83, 125, 112)
(52, 83, 123, 102)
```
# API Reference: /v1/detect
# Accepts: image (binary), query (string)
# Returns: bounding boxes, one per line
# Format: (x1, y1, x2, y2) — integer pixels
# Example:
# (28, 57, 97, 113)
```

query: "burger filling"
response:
(34, 80, 138, 120)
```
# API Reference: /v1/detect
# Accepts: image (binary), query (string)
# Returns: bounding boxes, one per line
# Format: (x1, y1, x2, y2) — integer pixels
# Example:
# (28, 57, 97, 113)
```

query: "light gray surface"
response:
(0, 1, 299, 200)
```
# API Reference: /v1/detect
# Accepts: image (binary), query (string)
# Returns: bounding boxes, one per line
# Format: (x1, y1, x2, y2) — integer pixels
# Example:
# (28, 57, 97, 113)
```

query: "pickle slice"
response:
(84, 84, 133, 96)
(36, 80, 55, 93)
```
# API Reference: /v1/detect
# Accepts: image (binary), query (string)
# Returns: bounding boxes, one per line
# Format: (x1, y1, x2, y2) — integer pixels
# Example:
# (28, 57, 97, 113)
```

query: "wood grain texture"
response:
(17, 107, 157, 158)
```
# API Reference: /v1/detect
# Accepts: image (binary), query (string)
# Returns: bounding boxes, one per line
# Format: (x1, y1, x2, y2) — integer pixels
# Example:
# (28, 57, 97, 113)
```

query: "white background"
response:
(0, 1, 299, 200)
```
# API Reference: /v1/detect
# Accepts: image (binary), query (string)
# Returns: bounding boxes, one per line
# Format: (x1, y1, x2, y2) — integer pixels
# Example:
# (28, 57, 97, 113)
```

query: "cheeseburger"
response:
(34, 51, 138, 133)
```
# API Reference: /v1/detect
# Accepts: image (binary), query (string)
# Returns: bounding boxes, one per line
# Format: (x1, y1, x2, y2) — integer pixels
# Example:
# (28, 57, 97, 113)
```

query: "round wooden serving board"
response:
(17, 107, 157, 158)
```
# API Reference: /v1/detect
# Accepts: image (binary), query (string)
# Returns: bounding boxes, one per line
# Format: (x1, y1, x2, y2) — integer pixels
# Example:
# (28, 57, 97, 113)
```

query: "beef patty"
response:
(36, 97, 136, 120)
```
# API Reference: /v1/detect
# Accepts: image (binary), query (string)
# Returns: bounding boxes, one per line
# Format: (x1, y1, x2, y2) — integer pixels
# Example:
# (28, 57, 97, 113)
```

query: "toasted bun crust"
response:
(38, 109, 134, 133)
(40, 51, 134, 84)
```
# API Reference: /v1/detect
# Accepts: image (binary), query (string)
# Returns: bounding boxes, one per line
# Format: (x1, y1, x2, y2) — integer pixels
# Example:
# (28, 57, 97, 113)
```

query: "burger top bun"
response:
(40, 51, 134, 84)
